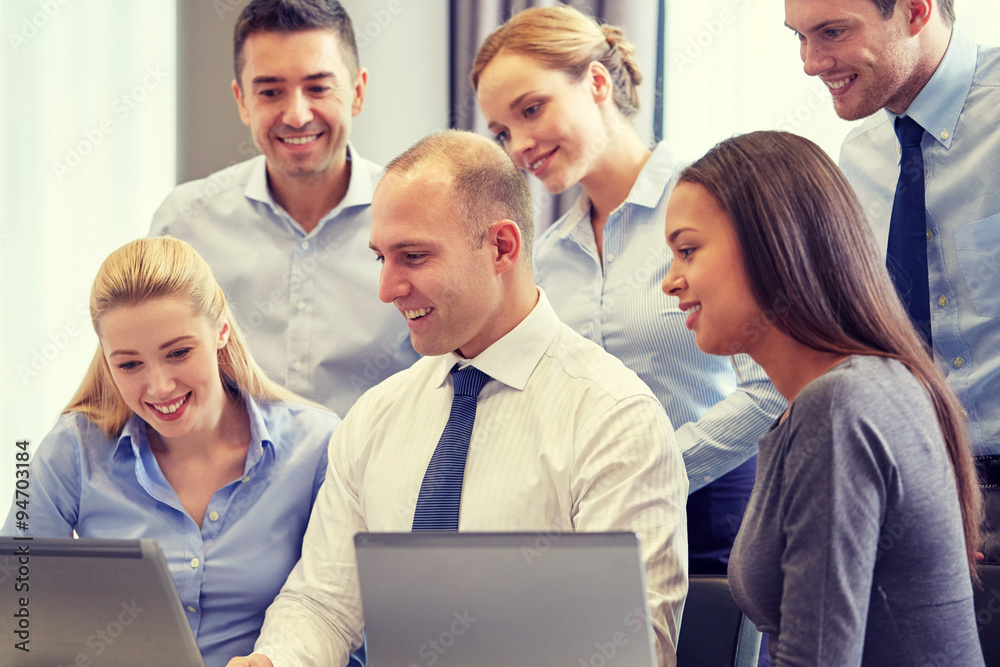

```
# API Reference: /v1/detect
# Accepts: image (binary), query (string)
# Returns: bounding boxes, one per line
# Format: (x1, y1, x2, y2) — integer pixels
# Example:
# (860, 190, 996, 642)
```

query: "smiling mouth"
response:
(683, 304, 702, 315)
(149, 392, 190, 414)
(824, 74, 856, 90)
(279, 134, 321, 145)
(404, 307, 434, 320)
(529, 149, 556, 173)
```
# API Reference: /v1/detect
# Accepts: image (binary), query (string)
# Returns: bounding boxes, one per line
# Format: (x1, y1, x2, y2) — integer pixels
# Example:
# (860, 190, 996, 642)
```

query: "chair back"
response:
(676, 574, 761, 667)
(976, 562, 1000, 665)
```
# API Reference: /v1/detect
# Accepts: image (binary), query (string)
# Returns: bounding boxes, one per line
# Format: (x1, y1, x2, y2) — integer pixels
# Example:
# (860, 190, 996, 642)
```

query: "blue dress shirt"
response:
(840, 29, 1000, 456)
(150, 145, 419, 418)
(533, 142, 786, 491)
(1, 395, 337, 667)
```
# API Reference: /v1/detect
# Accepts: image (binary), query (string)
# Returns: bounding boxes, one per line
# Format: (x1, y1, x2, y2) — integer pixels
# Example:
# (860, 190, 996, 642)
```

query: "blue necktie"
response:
(886, 115, 932, 347)
(412, 365, 492, 531)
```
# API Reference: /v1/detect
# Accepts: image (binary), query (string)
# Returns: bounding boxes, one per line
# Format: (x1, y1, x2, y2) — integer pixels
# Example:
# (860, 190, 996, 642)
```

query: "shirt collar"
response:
(243, 142, 376, 232)
(429, 287, 559, 392)
(887, 28, 976, 150)
(550, 142, 676, 241)
(111, 391, 275, 472)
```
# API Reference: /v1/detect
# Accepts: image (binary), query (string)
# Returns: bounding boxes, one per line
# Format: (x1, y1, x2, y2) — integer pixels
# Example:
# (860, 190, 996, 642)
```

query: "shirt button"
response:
(241, 476, 250, 483)
(940, 130, 949, 140)
(607, 253, 615, 262)
(925, 229, 933, 240)
(190, 558, 200, 568)
(296, 300, 306, 311)
(896, 145, 902, 155)
(953, 357, 964, 369)
(960, 408, 969, 419)
(300, 241, 309, 250)
(187, 605, 196, 613)
(292, 360, 303, 372)
(937, 296, 948, 307)
(209, 511, 220, 522)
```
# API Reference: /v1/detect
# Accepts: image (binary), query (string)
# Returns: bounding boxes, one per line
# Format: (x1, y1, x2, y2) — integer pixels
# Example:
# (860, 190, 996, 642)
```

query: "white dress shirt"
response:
(254, 289, 688, 667)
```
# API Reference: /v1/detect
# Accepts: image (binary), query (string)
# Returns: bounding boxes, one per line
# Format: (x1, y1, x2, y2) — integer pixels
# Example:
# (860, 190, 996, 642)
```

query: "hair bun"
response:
(601, 23, 642, 89)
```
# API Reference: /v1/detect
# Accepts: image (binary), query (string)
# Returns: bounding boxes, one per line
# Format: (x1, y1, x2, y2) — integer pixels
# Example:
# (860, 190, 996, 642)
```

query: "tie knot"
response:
(894, 115, 925, 148)
(451, 365, 492, 398)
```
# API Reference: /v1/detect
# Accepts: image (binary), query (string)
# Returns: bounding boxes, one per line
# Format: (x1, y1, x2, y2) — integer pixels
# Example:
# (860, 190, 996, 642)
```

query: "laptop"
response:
(354, 531, 658, 667)
(0, 537, 205, 667)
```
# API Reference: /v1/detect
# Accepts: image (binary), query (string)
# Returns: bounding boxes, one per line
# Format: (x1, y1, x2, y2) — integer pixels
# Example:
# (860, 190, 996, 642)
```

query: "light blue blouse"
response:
(2, 394, 337, 667)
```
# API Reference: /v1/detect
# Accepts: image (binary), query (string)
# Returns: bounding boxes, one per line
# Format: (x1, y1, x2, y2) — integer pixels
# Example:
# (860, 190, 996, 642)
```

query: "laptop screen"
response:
(354, 531, 658, 667)
(0, 537, 205, 667)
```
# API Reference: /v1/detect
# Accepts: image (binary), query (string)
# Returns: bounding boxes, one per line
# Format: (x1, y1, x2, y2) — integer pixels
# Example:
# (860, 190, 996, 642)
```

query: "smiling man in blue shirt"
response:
(150, 0, 418, 418)
(785, 0, 1000, 561)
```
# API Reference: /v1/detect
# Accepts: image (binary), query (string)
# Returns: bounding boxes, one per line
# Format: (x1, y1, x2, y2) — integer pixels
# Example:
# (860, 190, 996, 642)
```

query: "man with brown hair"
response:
(151, 0, 417, 418)
(786, 0, 1000, 563)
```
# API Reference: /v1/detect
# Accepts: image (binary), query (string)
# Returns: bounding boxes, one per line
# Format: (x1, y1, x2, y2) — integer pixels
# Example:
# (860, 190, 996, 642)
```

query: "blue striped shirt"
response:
(150, 146, 419, 418)
(533, 142, 786, 491)
(840, 29, 1000, 456)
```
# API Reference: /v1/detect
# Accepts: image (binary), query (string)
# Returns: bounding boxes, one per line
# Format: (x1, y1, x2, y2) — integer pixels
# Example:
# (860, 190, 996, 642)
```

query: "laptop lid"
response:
(354, 531, 658, 667)
(0, 537, 205, 667)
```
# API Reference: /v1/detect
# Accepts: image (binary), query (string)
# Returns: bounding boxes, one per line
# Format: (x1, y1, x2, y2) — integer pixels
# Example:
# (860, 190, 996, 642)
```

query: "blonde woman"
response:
(473, 5, 785, 574)
(2, 237, 347, 667)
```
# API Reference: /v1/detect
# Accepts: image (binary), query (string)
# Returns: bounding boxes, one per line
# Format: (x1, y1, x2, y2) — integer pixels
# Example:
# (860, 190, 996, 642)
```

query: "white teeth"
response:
(152, 395, 187, 414)
(685, 304, 702, 314)
(826, 76, 853, 90)
(530, 156, 547, 170)
(404, 307, 433, 320)
(282, 135, 319, 145)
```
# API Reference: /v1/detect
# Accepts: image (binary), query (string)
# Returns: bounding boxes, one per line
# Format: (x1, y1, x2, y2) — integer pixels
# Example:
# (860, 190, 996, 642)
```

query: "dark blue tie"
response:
(412, 365, 492, 531)
(886, 115, 932, 347)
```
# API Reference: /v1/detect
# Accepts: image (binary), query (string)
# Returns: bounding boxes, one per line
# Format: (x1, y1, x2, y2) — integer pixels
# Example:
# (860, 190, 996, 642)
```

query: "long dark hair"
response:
(680, 130, 981, 580)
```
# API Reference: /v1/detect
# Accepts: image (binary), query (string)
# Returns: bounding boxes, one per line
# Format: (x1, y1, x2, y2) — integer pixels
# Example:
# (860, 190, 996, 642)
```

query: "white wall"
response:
(0, 1, 177, 521)
(343, 0, 450, 165)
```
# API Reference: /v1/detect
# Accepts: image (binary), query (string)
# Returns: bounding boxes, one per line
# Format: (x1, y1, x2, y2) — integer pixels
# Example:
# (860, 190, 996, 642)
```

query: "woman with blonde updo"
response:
(1, 237, 350, 667)
(473, 5, 786, 580)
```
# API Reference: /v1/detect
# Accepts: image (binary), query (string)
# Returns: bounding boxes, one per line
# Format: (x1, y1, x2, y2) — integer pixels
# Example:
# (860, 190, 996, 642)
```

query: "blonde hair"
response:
(471, 5, 643, 118)
(65, 236, 304, 438)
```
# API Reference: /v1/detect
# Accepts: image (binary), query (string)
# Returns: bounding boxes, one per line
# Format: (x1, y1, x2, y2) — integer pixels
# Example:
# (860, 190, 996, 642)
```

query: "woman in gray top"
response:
(660, 131, 983, 665)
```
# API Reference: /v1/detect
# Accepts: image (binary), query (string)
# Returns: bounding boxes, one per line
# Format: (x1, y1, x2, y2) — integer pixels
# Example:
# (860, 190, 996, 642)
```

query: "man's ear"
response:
(352, 67, 369, 117)
(903, 0, 935, 36)
(232, 79, 251, 127)
(490, 220, 522, 273)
